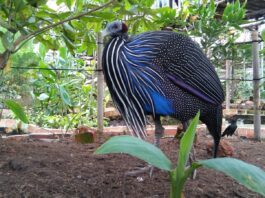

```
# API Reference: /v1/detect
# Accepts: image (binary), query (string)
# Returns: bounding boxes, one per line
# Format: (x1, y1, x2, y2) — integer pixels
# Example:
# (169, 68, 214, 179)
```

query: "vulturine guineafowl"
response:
(102, 21, 225, 158)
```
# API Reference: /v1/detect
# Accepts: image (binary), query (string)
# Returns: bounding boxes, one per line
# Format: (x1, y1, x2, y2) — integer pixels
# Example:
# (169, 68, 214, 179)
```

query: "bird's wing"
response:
(222, 124, 237, 137)
(128, 31, 224, 105)
(157, 32, 225, 104)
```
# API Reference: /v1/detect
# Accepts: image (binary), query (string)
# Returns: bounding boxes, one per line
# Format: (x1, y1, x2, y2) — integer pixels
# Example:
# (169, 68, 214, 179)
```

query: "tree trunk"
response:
(0, 51, 11, 69)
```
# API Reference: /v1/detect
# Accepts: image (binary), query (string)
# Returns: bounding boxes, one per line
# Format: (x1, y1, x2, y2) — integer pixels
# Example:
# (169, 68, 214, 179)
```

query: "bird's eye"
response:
(113, 25, 118, 29)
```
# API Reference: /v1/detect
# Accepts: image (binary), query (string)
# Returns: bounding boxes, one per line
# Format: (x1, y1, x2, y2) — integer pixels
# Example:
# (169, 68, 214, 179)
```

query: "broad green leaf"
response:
(4, 100, 29, 123)
(90, 12, 116, 20)
(62, 34, 75, 54)
(95, 135, 172, 171)
(39, 61, 57, 80)
(2, 31, 14, 51)
(59, 47, 67, 60)
(127, 0, 138, 5)
(178, 111, 200, 169)
(140, 0, 154, 7)
(35, 35, 60, 51)
(65, 0, 74, 9)
(39, 43, 47, 59)
(14, 0, 26, 11)
(75, 0, 84, 11)
(82, 84, 92, 94)
(198, 158, 265, 196)
(59, 85, 72, 106)
(63, 23, 76, 41)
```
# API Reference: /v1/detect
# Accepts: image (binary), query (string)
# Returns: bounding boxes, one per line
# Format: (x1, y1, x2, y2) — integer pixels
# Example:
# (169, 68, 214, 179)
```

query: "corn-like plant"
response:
(95, 112, 265, 198)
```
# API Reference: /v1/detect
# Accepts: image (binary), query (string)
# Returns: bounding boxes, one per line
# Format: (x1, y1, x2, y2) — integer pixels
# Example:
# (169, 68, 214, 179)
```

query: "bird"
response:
(101, 21, 225, 158)
(222, 117, 238, 137)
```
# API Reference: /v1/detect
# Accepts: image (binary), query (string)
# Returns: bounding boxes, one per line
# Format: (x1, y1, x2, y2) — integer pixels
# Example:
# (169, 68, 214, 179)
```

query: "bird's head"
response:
(102, 21, 128, 38)
(229, 116, 238, 124)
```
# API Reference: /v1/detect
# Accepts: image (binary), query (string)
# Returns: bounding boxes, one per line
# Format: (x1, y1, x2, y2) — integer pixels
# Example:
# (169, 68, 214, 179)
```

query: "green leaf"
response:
(59, 47, 67, 60)
(178, 111, 200, 169)
(261, 30, 265, 41)
(127, 0, 138, 5)
(2, 31, 14, 51)
(65, 0, 74, 9)
(75, 0, 84, 11)
(4, 100, 29, 123)
(95, 135, 172, 171)
(198, 158, 265, 196)
(39, 61, 56, 81)
(39, 43, 47, 59)
(14, 0, 26, 11)
(140, 0, 154, 7)
(58, 85, 72, 106)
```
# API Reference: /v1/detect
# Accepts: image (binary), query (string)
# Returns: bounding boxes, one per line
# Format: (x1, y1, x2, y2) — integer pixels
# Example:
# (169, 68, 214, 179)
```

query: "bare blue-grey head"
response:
(102, 21, 128, 38)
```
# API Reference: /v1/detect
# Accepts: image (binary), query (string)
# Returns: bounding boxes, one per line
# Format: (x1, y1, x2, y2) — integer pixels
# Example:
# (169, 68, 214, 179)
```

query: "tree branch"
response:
(13, 0, 116, 49)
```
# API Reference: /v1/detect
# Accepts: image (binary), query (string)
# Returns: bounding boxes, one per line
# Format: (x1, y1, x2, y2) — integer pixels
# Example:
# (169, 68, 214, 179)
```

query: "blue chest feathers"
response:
(144, 91, 174, 116)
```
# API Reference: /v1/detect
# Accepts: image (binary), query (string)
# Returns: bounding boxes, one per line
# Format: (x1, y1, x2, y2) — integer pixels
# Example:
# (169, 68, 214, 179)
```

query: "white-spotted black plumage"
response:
(102, 21, 224, 157)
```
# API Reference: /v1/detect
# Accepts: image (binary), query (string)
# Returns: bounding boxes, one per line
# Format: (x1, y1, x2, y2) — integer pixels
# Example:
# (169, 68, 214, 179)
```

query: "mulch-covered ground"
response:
(0, 129, 264, 198)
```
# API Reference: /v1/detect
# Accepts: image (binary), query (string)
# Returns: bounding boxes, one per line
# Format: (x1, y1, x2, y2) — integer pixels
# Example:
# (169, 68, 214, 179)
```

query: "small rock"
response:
(207, 140, 234, 157)
(8, 159, 27, 171)
(136, 176, 144, 182)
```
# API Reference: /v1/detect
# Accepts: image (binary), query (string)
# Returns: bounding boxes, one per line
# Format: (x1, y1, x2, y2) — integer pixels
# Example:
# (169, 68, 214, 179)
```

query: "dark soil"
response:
(0, 130, 264, 198)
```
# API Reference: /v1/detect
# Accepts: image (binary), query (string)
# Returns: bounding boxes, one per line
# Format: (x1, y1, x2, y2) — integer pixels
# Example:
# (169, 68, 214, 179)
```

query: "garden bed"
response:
(0, 130, 264, 198)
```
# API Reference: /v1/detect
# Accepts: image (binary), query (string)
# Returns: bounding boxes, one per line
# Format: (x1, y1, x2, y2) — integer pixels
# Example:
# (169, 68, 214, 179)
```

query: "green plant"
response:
(95, 112, 265, 198)
(2, 99, 28, 134)
(4, 99, 29, 124)
(28, 44, 100, 129)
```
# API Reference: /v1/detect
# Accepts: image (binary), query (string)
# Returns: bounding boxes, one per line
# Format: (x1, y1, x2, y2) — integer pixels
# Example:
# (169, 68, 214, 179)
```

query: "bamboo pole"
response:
(251, 30, 261, 140)
(96, 33, 104, 137)
(225, 60, 232, 110)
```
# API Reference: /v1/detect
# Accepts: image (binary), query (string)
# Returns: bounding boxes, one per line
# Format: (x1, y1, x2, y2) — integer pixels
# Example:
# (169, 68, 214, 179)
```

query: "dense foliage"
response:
(0, 0, 253, 129)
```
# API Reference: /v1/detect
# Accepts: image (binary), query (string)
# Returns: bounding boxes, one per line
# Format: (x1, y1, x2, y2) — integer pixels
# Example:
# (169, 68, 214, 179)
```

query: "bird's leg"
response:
(154, 115, 165, 147)
(125, 116, 165, 177)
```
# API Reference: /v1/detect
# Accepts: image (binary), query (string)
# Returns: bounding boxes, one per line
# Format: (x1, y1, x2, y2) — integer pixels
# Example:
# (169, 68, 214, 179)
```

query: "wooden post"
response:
(251, 29, 261, 140)
(96, 32, 104, 137)
(225, 59, 232, 110)
(260, 41, 264, 91)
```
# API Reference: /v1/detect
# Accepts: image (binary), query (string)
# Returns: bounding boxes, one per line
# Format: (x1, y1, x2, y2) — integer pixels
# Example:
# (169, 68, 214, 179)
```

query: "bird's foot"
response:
(125, 165, 155, 178)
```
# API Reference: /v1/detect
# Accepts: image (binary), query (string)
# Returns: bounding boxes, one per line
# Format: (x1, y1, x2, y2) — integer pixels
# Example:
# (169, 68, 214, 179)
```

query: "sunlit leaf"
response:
(198, 158, 265, 196)
(2, 31, 14, 51)
(178, 111, 200, 168)
(4, 100, 29, 123)
(14, 0, 26, 11)
(59, 85, 72, 106)
(95, 135, 172, 171)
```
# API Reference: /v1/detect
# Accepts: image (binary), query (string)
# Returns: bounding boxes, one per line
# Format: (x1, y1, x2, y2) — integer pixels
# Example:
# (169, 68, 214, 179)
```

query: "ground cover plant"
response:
(96, 112, 265, 198)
